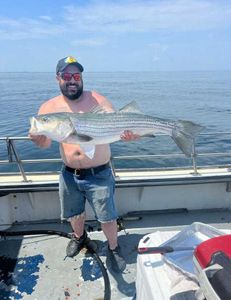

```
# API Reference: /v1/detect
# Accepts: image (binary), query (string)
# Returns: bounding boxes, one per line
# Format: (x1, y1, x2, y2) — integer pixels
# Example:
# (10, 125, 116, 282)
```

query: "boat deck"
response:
(1, 209, 231, 300)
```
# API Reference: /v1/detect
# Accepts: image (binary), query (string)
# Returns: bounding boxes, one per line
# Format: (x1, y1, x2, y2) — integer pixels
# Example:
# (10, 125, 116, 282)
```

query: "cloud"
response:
(39, 15, 53, 21)
(149, 42, 169, 62)
(153, 55, 160, 62)
(0, 16, 64, 40)
(0, 0, 230, 41)
(64, 0, 231, 33)
(71, 38, 106, 46)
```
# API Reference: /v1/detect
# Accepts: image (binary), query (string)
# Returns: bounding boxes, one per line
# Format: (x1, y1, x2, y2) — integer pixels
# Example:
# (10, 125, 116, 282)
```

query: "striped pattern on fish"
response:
(30, 101, 204, 157)
(71, 112, 174, 141)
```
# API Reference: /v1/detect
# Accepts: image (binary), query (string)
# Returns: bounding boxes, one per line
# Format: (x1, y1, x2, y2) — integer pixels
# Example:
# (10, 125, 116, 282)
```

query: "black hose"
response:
(0, 229, 111, 300)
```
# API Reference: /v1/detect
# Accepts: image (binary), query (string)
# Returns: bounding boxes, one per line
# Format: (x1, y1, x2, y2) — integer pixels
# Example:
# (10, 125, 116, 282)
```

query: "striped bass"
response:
(30, 101, 204, 158)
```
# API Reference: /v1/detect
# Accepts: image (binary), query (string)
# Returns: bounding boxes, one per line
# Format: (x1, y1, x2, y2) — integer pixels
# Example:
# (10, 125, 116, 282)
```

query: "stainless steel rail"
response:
(1, 133, 231, 182)
(1, 136, 62, 182)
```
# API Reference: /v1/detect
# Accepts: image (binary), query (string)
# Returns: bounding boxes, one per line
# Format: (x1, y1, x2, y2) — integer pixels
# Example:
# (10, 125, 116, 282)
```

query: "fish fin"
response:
(80, 145, 95, 159)
(119, 101, 143, 114)
(142, 134, 156, 138)
(172, 120, 205, 157)
(67, 128, 93, 142)
(74, 133, 93, 142)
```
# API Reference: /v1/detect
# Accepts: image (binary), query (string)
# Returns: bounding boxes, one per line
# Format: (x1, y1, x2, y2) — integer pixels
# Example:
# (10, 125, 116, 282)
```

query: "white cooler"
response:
(136, 223, 226, 300)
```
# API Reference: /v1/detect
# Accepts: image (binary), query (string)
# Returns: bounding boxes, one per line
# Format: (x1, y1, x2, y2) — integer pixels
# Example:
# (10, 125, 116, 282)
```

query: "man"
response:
(29, 56, 139, 273)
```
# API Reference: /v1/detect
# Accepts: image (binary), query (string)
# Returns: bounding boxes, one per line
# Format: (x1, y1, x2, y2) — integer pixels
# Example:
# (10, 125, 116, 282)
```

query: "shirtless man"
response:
(29, 56, 138, 273)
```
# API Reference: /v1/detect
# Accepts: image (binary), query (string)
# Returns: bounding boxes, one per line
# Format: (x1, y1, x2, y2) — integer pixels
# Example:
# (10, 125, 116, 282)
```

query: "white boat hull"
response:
(1, 167, 231, 229)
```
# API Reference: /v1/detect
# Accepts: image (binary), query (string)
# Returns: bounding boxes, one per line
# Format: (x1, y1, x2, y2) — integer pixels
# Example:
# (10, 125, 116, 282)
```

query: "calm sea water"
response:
(0, 71, 231, 172)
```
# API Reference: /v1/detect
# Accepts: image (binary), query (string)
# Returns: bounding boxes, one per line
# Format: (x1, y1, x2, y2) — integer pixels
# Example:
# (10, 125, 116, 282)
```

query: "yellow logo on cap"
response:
(65, 56, 77, 64)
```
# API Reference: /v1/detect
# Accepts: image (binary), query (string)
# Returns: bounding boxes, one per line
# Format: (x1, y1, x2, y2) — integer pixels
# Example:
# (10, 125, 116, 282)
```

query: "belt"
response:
(64, 162, 110, 177)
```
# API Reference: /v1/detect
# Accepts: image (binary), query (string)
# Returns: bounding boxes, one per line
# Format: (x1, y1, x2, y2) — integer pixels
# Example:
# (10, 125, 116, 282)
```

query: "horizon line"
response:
(0, 69, 231, 73)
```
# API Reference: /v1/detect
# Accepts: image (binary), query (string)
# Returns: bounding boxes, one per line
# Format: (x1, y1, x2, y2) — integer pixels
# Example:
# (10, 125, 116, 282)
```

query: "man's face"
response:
(57, 65, 83, 101)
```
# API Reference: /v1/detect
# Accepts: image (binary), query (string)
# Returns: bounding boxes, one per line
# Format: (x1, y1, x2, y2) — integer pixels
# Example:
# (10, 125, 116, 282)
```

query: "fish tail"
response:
(172, 120, 204, 157)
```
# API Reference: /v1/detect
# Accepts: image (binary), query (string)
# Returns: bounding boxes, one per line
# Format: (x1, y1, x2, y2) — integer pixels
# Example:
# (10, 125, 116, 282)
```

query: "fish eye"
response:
(41, 116, 50, 122)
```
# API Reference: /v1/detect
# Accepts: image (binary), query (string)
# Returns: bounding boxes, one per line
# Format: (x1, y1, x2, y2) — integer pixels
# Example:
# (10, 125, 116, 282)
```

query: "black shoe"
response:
(108, 245, 126, 273)
(66, 231, 88, 257)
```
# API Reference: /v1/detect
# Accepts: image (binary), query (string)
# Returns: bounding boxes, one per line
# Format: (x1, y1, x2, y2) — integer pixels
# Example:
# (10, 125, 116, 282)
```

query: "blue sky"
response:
(0, 0, 231, 72)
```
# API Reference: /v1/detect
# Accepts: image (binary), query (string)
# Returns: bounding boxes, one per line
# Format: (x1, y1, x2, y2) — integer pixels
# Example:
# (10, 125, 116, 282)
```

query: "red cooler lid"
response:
(194, 234, 231, 269)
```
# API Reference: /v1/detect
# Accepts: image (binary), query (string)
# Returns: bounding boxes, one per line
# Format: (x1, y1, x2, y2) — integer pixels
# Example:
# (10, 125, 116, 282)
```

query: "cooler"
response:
(193, 234, 231, 300)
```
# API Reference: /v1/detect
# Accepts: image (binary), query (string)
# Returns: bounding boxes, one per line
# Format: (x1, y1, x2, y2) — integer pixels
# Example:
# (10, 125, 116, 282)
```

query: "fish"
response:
(29, 101, 204, 159)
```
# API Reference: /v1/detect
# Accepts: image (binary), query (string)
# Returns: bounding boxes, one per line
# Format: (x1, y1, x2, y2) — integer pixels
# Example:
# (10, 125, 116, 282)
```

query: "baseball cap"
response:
(56, 56, 84, 74)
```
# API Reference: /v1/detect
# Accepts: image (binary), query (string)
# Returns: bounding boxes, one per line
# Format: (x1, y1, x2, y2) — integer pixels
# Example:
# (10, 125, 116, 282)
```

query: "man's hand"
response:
(120, 130, 140, 141)
(29, 133, 51, 148)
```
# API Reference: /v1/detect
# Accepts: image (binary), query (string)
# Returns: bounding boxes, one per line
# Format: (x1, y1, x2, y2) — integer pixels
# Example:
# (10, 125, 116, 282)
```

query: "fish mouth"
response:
(29, 117, 38, 133)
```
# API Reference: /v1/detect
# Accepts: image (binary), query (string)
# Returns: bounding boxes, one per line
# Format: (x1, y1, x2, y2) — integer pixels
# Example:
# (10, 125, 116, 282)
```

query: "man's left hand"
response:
(120, 130, 140, 141)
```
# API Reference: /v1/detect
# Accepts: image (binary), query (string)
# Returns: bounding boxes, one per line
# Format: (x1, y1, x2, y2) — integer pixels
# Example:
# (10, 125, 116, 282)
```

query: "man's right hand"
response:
(29, 133, 51, 148)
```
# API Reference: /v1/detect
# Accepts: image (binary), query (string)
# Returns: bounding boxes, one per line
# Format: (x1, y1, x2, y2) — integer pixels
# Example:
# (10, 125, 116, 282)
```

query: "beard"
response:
(59, 81, 83, 101)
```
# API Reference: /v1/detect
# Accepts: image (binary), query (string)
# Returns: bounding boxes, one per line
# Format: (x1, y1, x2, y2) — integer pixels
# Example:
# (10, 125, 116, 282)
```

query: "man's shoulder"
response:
(90, 90, 104, 99)
(81, 90, 103, 100)
(39, 95, 65, 114)
(89, 90, 114, 110)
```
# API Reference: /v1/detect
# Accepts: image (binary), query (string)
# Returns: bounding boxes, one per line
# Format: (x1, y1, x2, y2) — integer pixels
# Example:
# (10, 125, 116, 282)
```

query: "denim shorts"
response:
(59, 165, 118, 223)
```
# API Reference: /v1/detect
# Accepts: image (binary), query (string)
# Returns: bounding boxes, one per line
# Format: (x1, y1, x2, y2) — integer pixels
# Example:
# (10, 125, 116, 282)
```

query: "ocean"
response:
(1, 71, 231, 172)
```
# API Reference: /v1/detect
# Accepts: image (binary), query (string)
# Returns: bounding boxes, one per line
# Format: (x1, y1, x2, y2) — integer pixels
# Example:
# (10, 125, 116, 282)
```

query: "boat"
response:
(1, 133, 231, 300)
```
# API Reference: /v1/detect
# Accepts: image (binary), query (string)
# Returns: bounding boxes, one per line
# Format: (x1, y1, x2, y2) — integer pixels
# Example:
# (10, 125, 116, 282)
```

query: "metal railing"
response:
(1, 133, 231, 182)
(0, 137, 61, 182)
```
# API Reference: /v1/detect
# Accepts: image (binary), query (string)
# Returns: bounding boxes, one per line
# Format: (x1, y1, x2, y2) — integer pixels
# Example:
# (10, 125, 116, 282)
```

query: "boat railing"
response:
(1, 133, 231, 182)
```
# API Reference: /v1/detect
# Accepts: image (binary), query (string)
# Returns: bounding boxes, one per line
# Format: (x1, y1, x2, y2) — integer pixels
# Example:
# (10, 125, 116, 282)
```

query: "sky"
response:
(0, 0, 231, 72)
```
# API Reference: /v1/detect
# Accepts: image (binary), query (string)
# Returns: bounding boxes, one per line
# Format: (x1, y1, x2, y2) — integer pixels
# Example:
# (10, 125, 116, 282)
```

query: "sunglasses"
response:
(60, 73, 82, 81)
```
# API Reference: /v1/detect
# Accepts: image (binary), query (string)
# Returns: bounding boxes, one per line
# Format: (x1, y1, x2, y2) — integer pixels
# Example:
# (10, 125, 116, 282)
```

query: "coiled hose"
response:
(0, 229, 111, 300)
